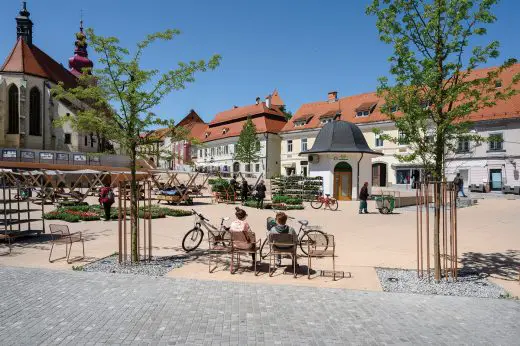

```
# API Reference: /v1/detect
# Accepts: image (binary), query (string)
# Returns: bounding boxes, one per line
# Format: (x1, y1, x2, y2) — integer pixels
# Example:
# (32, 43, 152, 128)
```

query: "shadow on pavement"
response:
(460, 250, 520, 281)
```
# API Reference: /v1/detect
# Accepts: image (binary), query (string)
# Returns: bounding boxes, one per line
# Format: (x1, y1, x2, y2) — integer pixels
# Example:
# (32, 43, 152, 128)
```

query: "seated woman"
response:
(268, 212, 298, 267)
(229, 207, 257, 264)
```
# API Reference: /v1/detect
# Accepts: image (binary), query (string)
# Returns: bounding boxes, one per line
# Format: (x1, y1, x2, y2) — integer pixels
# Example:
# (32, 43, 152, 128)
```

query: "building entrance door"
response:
(489, 169, 502, 191)
(372, 163, 387, 187)
(333, 162, 352, 200)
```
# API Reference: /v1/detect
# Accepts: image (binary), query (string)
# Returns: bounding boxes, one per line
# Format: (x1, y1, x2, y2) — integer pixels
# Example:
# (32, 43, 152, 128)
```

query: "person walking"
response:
(255, 180, 267, 209)
(453, 173, 467, 197)
(359, 182, 369, 214)
(240, 179, 249, 205)
(99, 183, 115, 221)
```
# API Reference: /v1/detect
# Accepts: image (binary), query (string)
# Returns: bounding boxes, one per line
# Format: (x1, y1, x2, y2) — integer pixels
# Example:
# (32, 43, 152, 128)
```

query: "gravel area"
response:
(376, 267, 507, 298)
(82, 255, 184, 276)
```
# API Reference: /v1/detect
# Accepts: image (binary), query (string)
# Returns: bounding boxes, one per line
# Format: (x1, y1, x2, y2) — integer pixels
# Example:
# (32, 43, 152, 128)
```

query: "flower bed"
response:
(44, 204, 192, 222)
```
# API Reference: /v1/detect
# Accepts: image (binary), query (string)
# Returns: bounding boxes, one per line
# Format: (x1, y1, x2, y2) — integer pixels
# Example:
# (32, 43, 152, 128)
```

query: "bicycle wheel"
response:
(260, 238, 270, 259)
(182, 228, 204, 252)
(328, 198, 339, 211)
(299, 229, 328, 256)
(310, 199, 323, 209)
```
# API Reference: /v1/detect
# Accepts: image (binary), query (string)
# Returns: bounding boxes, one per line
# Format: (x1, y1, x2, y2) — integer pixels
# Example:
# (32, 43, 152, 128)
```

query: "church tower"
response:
(68, 20, 94, 76)
(16, 1, 33, 46)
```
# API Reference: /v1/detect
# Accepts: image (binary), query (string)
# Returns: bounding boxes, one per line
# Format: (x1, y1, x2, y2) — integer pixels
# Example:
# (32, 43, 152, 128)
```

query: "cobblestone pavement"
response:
(1, 267, 518, 345)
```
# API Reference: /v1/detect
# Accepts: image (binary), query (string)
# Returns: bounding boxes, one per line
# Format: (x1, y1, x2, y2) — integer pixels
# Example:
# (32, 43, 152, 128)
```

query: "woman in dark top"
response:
(241, 180, 249, 204)
(255, 180, 267, 209)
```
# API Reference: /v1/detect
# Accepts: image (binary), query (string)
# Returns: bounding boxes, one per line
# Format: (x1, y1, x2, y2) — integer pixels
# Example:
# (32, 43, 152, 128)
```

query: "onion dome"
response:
(68, 20, 93, 76)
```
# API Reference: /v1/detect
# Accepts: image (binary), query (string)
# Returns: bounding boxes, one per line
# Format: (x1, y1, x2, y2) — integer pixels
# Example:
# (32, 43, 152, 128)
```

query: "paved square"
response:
(0, 266, 518, 345)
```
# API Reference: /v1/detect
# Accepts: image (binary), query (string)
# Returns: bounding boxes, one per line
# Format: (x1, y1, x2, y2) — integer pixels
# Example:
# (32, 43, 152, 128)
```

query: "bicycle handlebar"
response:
(191, 209, 209, 221)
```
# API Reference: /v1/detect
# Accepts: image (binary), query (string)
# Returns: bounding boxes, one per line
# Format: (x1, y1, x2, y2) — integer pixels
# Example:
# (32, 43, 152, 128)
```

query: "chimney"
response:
(265, 95, 271, 109)
(328, 91, 338, 103)
(255, 97, 260, 105)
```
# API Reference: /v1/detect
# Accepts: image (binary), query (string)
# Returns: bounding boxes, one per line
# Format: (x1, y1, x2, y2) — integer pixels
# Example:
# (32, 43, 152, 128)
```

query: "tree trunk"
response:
(130, 144, 139, 262)
(433, 137, 444, 282)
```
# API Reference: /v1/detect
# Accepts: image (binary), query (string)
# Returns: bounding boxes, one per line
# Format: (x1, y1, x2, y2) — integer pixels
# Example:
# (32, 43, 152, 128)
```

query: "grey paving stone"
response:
(0, 266, 518, 345)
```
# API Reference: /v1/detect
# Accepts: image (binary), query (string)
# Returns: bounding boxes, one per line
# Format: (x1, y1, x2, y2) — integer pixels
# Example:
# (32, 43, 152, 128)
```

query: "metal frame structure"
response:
(416, 181, 458, 282)
(150, 170, 211, 204)
(0, 169, 45, 254)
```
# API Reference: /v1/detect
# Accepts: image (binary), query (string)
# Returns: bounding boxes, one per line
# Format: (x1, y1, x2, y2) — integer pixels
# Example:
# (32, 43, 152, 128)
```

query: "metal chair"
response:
(49, 224, 85, 264)
(268, 232, 298, 278)
(207, 228, 231, 273)
(230, 231, 261, 275)
(307, 233, 340, 280)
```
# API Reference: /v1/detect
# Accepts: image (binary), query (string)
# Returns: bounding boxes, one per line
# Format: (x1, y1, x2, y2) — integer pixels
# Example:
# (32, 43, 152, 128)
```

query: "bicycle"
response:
(182, 209, 230, 252)
(14, 187, 32, 201)
(259, 215, 328, 258)
(310, 193, 338, 211)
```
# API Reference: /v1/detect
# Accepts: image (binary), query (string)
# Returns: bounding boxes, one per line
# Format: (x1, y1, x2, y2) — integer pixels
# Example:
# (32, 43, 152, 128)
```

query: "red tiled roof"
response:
(271, 89, 284, 106)
(209, 102, 285, 125)
(1, 38, 77, 88)
(203, 116, 286, 142)
(282, 64, 520, 132)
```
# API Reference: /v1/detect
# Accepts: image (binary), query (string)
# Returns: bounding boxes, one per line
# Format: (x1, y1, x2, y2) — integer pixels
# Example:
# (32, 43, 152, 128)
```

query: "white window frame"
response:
(301, 138, 308, 151)
(489, 133, 504, 151)
(287, 140, 293, 153)
(375, 134, 384, 147)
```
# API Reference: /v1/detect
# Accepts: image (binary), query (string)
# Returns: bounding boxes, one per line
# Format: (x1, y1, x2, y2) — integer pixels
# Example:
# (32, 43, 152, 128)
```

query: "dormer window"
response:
(205, 132, 210, 139)
(320, 117, 333, 125)
(390, 105, 398, 113)
(495, 80, 502, 88)
(222, 128, 229, 135)
(355, 102, 377, 117)
(294, 121, 305, 127)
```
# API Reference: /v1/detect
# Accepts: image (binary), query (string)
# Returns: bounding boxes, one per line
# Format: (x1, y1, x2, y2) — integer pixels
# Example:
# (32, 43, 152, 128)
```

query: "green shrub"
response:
(272, 195, 288, 203)
(58, 201, 89, 207)
(163, 209, 193, 217)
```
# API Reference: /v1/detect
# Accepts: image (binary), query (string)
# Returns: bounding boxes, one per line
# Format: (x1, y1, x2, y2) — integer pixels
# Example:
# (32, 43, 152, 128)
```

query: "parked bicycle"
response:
(310, 193, 338, 211)
(14, 187, 32, 201)
(182, 209, 230, 252)
(260, 215, 328, 258)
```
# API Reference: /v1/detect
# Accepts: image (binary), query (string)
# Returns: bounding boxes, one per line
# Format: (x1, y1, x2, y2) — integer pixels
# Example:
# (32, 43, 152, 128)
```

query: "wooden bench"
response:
(48, 224, 85, 264)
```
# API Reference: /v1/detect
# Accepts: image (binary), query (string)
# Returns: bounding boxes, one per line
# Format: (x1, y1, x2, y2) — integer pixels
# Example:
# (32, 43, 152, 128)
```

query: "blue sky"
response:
(1, 0, 519, 124)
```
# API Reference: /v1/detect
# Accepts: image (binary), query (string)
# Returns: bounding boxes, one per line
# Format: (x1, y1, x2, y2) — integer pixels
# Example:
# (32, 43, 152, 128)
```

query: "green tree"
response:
(234, 117, 261, 171)
(279, 105, 293, 120)
(367, 0, 519, 281)
(53, 28, 220, 261)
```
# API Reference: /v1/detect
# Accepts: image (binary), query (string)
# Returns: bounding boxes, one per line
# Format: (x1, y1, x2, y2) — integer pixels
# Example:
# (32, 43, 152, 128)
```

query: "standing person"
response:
(359, 182, 369, 214)
(453, 173, 467, 197)
(241, 179, 249, 205)
(255, 180, 267, 209)
(99, 183, 115, 221)
(229, 174, 238, 199)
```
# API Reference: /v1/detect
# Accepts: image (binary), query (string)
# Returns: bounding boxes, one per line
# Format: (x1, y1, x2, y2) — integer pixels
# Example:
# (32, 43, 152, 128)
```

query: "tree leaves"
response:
(234, 117, 261, 165)
(367, 0, 519, 179)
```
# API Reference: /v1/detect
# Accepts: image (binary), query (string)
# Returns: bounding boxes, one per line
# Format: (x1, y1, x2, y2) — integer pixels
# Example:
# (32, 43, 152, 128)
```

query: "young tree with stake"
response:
(366, 0, 519, 281)
(53, 28, 220, 261)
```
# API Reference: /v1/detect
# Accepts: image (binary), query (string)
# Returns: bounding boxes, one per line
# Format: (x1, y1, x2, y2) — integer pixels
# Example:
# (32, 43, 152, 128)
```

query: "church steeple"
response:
(16, 1, 33, 46)
(68, 20, 94, 76)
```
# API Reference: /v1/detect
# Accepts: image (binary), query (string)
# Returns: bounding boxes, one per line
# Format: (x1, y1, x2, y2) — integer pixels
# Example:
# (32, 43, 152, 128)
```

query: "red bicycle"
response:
(310, 193, 338, 211)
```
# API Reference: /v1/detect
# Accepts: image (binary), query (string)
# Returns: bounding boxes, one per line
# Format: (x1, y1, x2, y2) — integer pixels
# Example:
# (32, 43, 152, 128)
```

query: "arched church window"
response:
(29, 87, 42, 136)
(8, 85, 19, 134)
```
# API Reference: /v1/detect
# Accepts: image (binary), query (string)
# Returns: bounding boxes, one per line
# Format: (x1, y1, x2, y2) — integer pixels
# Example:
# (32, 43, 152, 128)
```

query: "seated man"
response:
(267, 212, 298, 267)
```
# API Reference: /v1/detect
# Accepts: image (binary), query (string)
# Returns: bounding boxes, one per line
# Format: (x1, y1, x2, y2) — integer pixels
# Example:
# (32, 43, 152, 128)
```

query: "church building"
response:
(0, 2, 99, 154)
